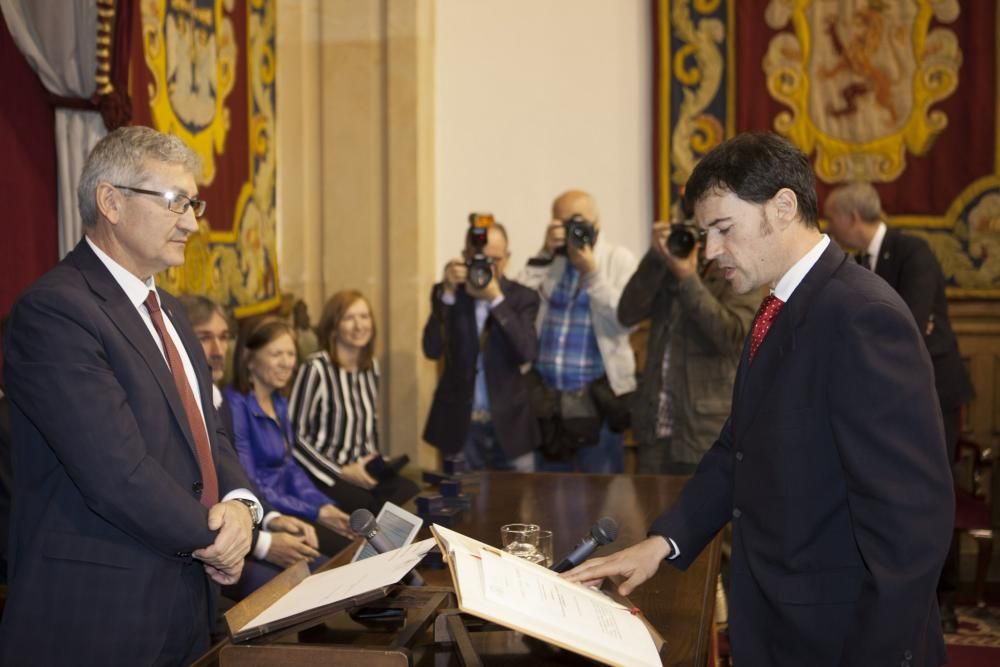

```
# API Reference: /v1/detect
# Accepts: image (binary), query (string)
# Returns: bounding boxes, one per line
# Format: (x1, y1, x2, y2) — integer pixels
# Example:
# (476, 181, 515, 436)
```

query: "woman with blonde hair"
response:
(289, 290, 417, 514)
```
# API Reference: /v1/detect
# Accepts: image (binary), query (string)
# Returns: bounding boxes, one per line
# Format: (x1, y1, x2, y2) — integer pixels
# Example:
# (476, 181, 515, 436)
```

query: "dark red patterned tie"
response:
(749, 294, 785, 364)
(144, 291, 219, 507)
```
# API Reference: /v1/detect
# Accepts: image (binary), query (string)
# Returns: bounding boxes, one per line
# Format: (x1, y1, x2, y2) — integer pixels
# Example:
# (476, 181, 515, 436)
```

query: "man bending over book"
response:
(564, 133, 953, 667)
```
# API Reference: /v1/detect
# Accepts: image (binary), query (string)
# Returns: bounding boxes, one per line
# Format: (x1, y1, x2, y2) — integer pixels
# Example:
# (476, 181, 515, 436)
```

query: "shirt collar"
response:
(772, 234, 831, 302)
(866, 222, 887, 267)
(85, 235, 158, 309)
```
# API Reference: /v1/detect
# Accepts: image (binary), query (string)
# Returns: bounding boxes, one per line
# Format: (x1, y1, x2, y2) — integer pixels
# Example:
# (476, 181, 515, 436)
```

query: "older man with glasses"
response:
(2, 125, 262, 666)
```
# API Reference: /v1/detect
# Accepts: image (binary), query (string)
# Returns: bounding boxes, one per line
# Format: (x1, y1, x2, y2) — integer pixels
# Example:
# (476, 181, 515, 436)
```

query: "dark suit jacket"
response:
(651, 243, 953, 666)
(0, 389, 10, 576)
(0, 240, 253, 666)
(874, 227, 974, 414)
(422, 278, 541, 458)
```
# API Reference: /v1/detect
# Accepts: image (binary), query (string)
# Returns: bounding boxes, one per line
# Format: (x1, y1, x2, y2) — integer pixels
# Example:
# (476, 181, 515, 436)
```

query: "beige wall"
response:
(434, 0, 653, 272)
(277, 0, 653, 466)
(276, 0, 438, 468)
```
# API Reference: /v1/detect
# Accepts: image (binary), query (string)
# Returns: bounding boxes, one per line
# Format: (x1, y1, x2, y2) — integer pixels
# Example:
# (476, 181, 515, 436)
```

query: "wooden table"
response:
(420, 472, 720, 667)
(199, 471, 721, 667)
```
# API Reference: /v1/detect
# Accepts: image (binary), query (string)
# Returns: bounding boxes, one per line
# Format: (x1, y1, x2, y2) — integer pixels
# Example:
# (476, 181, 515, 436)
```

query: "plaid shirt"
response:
(535, 264, 605, 390)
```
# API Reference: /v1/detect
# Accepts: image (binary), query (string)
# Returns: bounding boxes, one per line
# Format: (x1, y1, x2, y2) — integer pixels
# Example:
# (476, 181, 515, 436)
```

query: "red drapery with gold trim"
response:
(656, 0, 1000, 296)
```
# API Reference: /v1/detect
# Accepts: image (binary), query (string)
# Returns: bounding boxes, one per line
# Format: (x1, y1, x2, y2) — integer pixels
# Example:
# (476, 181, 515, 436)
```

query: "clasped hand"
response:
(193, 500, 254, 585)
(264, 515, 321, 568)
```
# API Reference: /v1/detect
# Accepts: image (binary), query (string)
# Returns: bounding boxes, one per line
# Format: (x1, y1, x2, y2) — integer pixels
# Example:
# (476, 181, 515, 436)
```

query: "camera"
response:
(466, 212, 496, 290)
(556, 214, 597, 254)
(666, 222, 704, 258)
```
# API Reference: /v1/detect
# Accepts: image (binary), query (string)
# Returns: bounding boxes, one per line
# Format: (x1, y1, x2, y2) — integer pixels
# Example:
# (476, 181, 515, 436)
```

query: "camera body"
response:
(556, 214, 597, 255)
(466, 213, 496, 290)
(666, 222, 705, 258)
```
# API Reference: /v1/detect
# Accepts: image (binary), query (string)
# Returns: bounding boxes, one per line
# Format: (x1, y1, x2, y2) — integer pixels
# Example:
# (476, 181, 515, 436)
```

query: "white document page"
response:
(241, 537, 435, 632)
(433, 525, 662, 667)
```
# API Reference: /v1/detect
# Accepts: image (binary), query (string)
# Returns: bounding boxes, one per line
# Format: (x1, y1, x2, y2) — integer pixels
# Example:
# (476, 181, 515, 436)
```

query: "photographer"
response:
(423, 219, 542, 471)
(517, 190, 638, 473)
(619, 217, 758, 474)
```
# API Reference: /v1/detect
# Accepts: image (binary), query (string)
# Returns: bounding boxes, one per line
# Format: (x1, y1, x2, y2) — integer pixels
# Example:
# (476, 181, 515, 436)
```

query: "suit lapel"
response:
(69, 242, 200, 459)
(734, 243, 849, 440)
(874, 227, 898, 282)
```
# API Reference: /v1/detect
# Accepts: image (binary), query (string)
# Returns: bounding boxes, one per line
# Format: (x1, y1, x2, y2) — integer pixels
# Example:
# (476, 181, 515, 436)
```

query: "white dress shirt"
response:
(85, 236, 262, 518)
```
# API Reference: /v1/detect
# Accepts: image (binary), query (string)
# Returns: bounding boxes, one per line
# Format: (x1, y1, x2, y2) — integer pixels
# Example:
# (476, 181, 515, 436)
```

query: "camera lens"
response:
(667, 226, 696, 258)
(565, 215, 595, 248)
(466, 256, 493, 289)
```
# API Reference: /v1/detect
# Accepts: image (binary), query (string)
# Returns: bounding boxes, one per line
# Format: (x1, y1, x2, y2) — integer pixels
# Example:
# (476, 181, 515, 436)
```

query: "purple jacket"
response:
(224, 388, 333, 520)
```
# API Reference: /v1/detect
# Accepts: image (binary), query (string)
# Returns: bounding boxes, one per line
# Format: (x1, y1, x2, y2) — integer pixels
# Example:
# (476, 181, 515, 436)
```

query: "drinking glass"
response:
(535, 530, 554, 568)
(500, 523, 540, 559)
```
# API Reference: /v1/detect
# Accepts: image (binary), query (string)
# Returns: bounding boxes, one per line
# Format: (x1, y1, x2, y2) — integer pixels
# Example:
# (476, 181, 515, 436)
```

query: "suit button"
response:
(732, 508, 742, 519)
(904, 650, 912, 659)
(192, 481, 203, 496)
(175, 551, 191, 558)
(735, 451, 743, 462)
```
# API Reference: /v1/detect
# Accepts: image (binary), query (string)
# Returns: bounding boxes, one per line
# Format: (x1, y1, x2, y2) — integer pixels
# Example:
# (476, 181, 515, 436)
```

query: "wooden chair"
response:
(954, 438, 994, 608)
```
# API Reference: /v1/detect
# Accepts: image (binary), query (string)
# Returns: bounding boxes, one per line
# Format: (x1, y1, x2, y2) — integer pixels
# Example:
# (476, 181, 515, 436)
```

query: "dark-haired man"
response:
(566, 133, 953, 666)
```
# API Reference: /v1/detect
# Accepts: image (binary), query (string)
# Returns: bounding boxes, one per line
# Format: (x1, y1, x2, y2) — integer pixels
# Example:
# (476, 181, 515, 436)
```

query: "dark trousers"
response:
(938, 405, 962, 600)
(153, 560, 211, 667)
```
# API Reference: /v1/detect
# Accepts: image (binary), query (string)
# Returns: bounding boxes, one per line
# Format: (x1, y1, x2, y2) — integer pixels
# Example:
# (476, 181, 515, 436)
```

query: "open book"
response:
(430, 525, 663, 667)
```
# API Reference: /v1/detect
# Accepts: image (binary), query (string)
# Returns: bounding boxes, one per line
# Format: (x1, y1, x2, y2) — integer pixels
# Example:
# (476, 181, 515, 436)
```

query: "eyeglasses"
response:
(114, 185, 207, 218)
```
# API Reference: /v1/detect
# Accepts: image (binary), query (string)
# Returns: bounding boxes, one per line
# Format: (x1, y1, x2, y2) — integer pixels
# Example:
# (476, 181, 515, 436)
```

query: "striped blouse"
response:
(288, 351, 380, 487)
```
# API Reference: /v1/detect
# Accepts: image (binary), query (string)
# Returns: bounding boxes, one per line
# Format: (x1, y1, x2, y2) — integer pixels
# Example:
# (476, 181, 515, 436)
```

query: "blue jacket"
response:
(224, 388, 333, 521)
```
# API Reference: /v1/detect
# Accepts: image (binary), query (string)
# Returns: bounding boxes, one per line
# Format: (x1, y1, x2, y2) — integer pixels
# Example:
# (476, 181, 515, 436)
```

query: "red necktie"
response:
(749, 294, 784, 364)
(144, 291, 219, 507)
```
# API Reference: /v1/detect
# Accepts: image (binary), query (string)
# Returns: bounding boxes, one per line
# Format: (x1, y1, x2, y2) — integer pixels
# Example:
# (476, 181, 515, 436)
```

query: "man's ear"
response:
(95, 183, 122, 225)
(769, 188, 799, 229)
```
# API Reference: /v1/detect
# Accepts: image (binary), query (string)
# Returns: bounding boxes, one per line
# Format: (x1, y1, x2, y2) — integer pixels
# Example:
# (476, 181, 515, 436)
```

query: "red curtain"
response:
(0, 12, 58, 370)
(655, 1, 1000, 295)
(734, 0, 996, 215)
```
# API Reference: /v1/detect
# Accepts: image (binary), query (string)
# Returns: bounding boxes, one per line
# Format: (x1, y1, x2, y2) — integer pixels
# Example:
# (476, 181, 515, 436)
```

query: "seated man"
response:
(179, 295, 325, 599)
(423, 219, 541, 471)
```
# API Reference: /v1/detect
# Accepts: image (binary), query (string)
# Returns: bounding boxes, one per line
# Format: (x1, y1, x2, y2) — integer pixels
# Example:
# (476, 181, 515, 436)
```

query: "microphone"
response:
(551, 517, 619, 574)
(350, 509, 424, 586)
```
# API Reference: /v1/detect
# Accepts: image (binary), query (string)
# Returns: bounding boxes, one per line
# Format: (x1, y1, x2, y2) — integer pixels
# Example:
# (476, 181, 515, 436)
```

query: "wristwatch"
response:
(235, 498, 263, 527)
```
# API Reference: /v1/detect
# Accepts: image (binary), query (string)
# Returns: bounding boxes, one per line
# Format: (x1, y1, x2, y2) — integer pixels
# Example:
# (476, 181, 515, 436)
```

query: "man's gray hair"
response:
(825, 182, 884, 224)
(78, 126, 202, 227)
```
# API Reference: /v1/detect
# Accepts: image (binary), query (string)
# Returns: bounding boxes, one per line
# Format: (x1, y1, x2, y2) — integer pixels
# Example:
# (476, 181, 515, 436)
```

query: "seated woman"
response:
(225, 318, 354, 557)
(289, 290, 419, 514)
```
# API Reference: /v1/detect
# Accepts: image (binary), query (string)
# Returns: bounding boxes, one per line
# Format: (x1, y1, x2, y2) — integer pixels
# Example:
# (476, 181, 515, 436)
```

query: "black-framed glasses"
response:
(114, 185, 207, 218)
